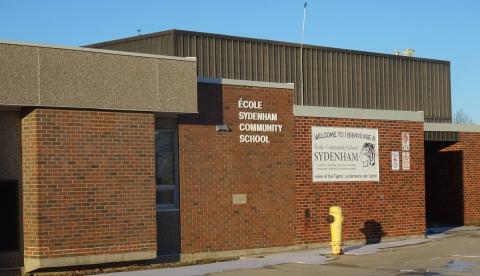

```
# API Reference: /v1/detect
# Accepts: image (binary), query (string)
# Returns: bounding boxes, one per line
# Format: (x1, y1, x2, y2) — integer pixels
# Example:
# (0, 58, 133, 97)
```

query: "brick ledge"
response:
(24, 250, 156, 273)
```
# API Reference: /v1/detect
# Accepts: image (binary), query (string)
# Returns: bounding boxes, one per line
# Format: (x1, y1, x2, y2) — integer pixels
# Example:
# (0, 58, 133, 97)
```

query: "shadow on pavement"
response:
(426, 224, 462, 235)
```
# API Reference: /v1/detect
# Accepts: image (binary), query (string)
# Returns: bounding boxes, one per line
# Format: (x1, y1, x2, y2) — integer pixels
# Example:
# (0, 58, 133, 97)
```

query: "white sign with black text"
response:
(391, 151, 400, 171)
(402, 151, 410, 170)
(311, 126, 379, 182)
(402, 132, 410, 151)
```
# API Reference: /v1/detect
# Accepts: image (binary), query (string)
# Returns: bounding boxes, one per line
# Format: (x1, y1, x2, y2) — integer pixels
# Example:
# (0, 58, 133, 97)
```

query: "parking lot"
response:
(212, 226, 480, 276)
(96, 226, 480, 276)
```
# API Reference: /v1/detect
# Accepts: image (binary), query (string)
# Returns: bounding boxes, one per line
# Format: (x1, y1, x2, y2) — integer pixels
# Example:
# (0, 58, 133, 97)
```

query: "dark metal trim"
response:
(424, 131, 459, 141)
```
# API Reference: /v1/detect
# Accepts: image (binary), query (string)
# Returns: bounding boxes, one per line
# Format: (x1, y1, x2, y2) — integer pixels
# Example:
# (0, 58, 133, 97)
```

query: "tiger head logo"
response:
(360, 143, 376, 167)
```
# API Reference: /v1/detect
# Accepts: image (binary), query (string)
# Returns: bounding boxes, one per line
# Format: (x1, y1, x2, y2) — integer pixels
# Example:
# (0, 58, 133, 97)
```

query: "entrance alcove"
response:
(0, 110, 23, 269)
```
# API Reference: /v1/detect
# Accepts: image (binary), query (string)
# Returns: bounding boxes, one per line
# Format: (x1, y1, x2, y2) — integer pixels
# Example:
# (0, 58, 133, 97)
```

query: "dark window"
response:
(155, 127, 179, 210)
(156, 129, 176, 185)
(0, 181, 19, 252)
(156, 190, 175, 205)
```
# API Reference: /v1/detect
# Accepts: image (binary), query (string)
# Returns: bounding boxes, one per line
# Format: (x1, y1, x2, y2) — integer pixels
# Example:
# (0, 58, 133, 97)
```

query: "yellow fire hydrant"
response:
(327, 206, 344, 255)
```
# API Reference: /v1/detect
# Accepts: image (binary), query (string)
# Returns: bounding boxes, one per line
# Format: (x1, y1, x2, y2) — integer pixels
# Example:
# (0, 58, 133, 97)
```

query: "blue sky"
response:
(1, 0, 478, 121)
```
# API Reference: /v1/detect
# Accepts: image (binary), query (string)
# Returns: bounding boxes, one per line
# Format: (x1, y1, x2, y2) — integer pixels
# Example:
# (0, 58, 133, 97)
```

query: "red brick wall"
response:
(461, 133, 480, 225)
(22, 109, 156, 260)
(428, 133, 480, 226)
(179, 83, 296, 254)
(294, 117, 425, 243)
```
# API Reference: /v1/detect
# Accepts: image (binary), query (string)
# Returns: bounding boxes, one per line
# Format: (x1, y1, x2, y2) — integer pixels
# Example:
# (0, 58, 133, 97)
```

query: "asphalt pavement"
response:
(101, 226, 480, 276)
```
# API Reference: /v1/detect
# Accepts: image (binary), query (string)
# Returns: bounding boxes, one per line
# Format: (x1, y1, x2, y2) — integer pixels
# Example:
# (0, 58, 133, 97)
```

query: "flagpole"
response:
(300, 2, 307, 105)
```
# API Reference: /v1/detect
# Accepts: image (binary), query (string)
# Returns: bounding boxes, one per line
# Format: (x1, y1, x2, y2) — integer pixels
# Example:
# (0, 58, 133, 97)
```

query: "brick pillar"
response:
(22, 109, 157, 272)
(458, 133, 480, 225)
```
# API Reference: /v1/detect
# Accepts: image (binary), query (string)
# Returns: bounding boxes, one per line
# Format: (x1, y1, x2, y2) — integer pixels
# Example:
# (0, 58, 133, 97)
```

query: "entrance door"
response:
(0, 181, 19, 252)
(155, 119, 181, 257)
(0, 181, 22, 268)
(425, 141, 464, 225)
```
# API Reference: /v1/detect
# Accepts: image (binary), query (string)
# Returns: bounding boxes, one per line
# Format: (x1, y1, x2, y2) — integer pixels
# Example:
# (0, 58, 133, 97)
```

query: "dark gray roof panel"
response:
(88, 29, 452, 123)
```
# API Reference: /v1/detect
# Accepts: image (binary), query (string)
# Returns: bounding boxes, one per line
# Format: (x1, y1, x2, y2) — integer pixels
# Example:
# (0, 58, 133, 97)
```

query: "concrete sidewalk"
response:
(98, 226, 480, 276)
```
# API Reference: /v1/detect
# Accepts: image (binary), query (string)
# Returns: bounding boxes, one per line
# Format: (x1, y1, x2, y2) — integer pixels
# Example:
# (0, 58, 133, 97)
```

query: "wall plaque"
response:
(312, 126, 379, 182)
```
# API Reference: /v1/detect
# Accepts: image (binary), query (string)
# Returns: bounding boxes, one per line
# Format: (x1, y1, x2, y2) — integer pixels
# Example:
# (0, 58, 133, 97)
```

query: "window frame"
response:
(155, 128, 179, 211)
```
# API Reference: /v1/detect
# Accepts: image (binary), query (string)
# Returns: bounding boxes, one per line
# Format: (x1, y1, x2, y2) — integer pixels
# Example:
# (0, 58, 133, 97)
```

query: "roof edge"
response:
(424, 123, 480, 133)
(0, 39, 196, 62)
(198, 77, 294, 90)
(294, 105, 424, 122)
(0, 102, 198, 115)
(84, 29, 175, 48)
(86, 29, 450, 65)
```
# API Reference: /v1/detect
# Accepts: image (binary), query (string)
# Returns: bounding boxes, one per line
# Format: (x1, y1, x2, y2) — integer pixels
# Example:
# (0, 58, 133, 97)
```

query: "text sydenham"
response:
(237, 98, 283, 144)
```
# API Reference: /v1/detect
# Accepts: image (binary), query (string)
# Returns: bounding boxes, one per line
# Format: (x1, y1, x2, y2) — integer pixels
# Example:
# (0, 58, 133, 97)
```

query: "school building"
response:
(0, 30, 479, 272)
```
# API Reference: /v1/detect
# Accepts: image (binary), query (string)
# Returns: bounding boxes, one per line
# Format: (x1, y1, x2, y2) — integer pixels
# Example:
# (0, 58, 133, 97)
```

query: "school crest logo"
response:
(360, 143, 376, 167)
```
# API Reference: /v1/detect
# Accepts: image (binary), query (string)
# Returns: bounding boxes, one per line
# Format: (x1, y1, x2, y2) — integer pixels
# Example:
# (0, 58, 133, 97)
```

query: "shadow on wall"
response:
(425, 141, 464, 226)
(360, 220, 385, 244)
(180, 83, 224, 126)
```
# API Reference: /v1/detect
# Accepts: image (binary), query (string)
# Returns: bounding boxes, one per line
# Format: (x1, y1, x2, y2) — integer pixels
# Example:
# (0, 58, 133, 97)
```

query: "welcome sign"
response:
(311, 126, 379, 182)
